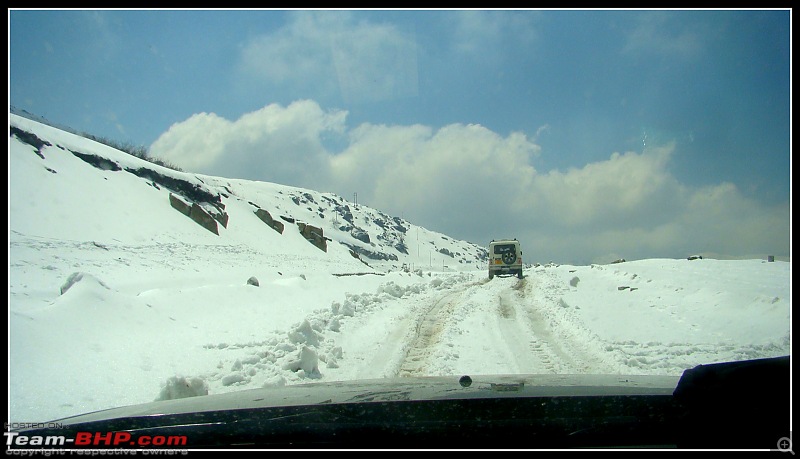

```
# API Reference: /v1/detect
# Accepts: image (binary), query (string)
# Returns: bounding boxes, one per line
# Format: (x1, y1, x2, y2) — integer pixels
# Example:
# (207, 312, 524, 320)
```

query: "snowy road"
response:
(322, 270, 626, 383)
(321, 261, 789, 386)
(395, 273, 619, 377)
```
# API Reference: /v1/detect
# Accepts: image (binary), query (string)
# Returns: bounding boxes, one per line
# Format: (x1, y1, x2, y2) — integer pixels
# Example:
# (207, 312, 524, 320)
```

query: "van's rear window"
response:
(493, 244, 515, 254)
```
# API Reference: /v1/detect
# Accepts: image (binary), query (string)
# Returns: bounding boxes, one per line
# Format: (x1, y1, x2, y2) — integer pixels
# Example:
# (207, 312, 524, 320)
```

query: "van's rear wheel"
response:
(502, 252, 517, 264)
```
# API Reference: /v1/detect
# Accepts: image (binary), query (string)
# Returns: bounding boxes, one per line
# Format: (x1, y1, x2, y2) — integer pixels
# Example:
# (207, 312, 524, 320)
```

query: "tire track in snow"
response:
(494, 288, 557, 374)
(395, 274, 613, 377)
(397, 279, 487, 377)
(379, 272, 620, 378)
(485, 276, 583, 375)
(519, 273, 619, 374)
(354, 313, 415, 379)
(498, 288, 583, 374)
(477, 274, 618, 375)
(496, 282, 563, 374)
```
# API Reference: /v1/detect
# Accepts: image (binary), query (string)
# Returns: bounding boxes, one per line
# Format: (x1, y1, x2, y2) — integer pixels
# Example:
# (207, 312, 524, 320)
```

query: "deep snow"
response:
(8, 114, 791, 425)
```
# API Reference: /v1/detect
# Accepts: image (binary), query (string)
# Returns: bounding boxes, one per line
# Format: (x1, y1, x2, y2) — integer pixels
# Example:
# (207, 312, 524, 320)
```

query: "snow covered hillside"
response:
(8, 114, 790, 424)
(9, 114, 487, 274)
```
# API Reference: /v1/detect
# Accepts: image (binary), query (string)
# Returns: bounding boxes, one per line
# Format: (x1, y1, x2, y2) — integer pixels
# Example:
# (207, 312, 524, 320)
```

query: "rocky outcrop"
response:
(255, 208, 285, 234)
(169, 193, 219, 235)
(128, 167, 221, 206)
(351, 228, 370, 244)
(395, 242, 409, 254)
(341, 242, 398, 261)
(297, 222, 327, 252)
(169, 193, 192, 216)
(10, 126, 51, 159)
(202, 202, 228, 228)
(190, 203, 219, 235)
(69, 149, 122, 171)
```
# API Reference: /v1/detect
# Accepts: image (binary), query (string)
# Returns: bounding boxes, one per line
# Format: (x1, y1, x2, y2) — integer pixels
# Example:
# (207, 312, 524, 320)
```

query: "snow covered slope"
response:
(10, 113, 487, 279)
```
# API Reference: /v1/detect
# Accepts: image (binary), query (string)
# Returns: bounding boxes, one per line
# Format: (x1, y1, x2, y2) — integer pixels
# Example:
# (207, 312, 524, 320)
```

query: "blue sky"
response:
(8, 9, 791, 263)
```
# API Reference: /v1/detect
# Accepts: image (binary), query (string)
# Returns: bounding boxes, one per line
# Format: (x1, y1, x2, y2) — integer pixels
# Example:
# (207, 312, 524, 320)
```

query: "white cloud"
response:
(329, 122, 540, 230)
(149, 111, 233, 171)
(331, 22, 419, 104)
(531, 144, 682, 228)
(514, 144, 789, 264)
(451, 10, 539, 61)
(150, 100, 346, 184)
(621, 11, 705, 59)
(237, 11, 418, 104)
(680, 182, 790, 256)
(579, 182, 790, 264)
(239, 12, 339, 84)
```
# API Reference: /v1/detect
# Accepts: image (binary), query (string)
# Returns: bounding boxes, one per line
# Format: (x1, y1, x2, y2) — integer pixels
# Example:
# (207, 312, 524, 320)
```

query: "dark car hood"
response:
(49, 373, 680, 425)
(10, 356, 789, 449)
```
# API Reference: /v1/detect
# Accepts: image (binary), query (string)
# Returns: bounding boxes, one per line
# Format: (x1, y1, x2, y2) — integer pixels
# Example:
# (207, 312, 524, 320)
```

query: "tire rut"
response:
(496, 286, 563, 374)
(397, 280, 486, 377)
(515, 274, 615, 374)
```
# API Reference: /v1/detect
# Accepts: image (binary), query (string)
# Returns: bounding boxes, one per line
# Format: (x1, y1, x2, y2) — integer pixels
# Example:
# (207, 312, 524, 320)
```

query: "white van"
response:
(488, 239, 523, 279)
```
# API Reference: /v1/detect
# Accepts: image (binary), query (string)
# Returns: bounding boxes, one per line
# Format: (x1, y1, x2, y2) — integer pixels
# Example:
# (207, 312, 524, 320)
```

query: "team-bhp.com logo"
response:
(5, 431, 188, 448)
